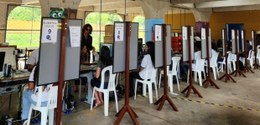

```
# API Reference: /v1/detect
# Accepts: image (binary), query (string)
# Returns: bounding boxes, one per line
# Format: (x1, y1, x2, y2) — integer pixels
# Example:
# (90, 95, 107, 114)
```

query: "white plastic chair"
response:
(218, 52, 233, 73)
(134, 68, 158, 104)
(257, 49, 260, 65)
(187, 59, 206, 86)
(230, 53, 237, 71)
(90, 66, 118, 116)
(247, 50, 255, 69)
(206, 52, 219, 80)
(158, 57, 181, 92)
(27, 85, 58, 125)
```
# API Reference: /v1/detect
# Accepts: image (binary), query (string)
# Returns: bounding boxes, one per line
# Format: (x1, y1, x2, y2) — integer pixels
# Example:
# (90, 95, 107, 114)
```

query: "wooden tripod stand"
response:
(154, 24, 178, 111)
(181, 26, 203, 98)
(242, 30, 254, 73)
(252, 30, 260, 69)
(219, 29, 236, 83)
(230, 30, 246, 77)
(203, 28, 219, 89)
(115, 22, 139, 125)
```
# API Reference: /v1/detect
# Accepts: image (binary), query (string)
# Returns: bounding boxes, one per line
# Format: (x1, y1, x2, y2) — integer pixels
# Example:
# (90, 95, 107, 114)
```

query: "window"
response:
(6, 5, 41, 49)
(132, 15, 145, 44)
(85, 12, 123, 51)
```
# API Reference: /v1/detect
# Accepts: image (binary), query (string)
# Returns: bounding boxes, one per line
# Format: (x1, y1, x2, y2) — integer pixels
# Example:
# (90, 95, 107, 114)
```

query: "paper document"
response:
(41, 19, 58, 43)
(69, 26, 81, 47)
(115, 23, 124, 41)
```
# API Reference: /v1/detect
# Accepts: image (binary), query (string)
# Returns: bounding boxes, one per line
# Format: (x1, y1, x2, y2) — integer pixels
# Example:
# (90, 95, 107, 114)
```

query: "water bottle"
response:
(90, 50, 93, 63)
(4, 64, 7, 77)
(4, 64, 12, 77)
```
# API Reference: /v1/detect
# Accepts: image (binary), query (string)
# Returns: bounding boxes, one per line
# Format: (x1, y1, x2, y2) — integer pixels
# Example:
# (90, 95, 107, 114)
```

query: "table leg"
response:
(79, 79, 82, 99)
(86, 72, 93, 104)
(9, 94, 12, 110)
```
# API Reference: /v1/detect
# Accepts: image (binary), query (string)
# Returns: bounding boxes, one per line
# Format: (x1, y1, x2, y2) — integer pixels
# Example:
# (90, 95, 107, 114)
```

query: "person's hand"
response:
(28, 82, 35, 90)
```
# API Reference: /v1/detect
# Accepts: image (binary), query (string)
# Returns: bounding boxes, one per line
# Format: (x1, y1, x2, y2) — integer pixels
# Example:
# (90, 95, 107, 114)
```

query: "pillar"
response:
(191, 8, 212, 34)
(0, 3, 8, 43)
(39, 0, 81, 17)
(139, 0, 170, 42)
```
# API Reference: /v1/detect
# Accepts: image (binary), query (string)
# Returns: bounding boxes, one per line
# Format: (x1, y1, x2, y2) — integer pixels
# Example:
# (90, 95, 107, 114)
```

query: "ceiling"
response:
(2, 0, 260, 14)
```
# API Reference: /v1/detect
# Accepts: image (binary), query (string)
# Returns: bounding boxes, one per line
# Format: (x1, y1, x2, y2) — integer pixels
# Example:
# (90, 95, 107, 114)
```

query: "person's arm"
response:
(28, 82, 35, 90)
(95, 67, 101, 79)
(27, 66, 36, 89)
(27, 64, 35, 72)
(26, 49, 38, 72)
(140, 55, 148, 71)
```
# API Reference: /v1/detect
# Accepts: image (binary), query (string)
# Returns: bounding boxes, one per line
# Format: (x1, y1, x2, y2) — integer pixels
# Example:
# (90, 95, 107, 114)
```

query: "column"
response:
(139, 0, 170, 42)
(0, 3, 8, 43)
(191, 8, 212, 34)
(39, 0, 81, 17)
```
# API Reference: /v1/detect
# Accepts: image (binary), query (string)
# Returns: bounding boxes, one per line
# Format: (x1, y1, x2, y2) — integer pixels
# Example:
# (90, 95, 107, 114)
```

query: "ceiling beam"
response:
(0, 0, 22, 4)
(79, 0, 134, 7)
(22, 0, 38, 4)
(195, 0, 260, 8)
(79, 1, 140, 12)
(213, 4, 260, 11)
(171, 0, 223, 4)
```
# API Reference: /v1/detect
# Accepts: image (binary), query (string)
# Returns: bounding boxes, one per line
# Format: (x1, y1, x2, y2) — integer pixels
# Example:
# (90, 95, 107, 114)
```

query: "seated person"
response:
(74, 45, 90, 92)
(26, 48, 39, 72)
(91, 46, 112, 107)
(129, 41, 155, 97)
(92, 46, 99, 62)
(21, 66, 50, 123)
(80, 45, 90, 65)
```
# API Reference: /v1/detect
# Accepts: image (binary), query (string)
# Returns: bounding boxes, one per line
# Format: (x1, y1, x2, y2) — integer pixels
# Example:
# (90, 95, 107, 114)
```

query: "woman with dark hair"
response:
(74, 24, 93, 92)
(129, 41, 155, 97)
(91, 46, 112, 107)
(81, 24, 93, 51)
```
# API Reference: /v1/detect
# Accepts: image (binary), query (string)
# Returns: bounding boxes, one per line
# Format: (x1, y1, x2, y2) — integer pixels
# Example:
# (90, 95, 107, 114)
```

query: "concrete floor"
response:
(62, 70, 260, 125)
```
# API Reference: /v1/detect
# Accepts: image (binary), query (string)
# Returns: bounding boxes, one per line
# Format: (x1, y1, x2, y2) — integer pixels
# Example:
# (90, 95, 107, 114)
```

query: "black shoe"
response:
(129, 93, 134, 98)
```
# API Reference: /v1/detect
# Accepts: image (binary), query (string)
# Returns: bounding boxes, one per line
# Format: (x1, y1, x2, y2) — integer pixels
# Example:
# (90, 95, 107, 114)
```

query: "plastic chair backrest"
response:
(195, 59, 205, 70)
(251, 51, 255, 59)
(194, 51, 202, 61)
(150, 68, 157, 81)
(248, 50, 252, 59)
(99, 65, 116, 90)
(47, 85, 58, 109)
(230, 53, 236, 61)
(170, 57, 181, 74)
(34, 84, 57, 109)
(257, 49, 260, 58)
(143, 67, 157, 82)
(210, 52, 219, 66)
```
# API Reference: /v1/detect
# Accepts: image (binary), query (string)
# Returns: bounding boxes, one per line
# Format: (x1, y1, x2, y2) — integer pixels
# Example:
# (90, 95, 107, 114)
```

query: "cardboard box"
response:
(105, 25, 114, 36)
(104, 36, 113, 44)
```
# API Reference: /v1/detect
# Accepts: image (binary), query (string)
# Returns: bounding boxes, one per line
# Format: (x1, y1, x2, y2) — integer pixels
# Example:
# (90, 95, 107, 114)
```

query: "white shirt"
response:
(27, 49, 39, 65)
(29, 66, 49, 102)
(139, 54, 154, 79)
(211, 49, 217, 56)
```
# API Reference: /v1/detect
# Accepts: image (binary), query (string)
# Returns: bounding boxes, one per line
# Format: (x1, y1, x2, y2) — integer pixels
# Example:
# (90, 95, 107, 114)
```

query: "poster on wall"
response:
(41, 20, 58, 43)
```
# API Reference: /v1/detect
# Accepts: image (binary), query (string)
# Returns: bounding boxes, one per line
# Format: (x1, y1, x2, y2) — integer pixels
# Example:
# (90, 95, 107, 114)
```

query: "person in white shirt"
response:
(129, 41, 155, 97)
(21, 66, 49, 123)
(26, 49, 39, 72)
